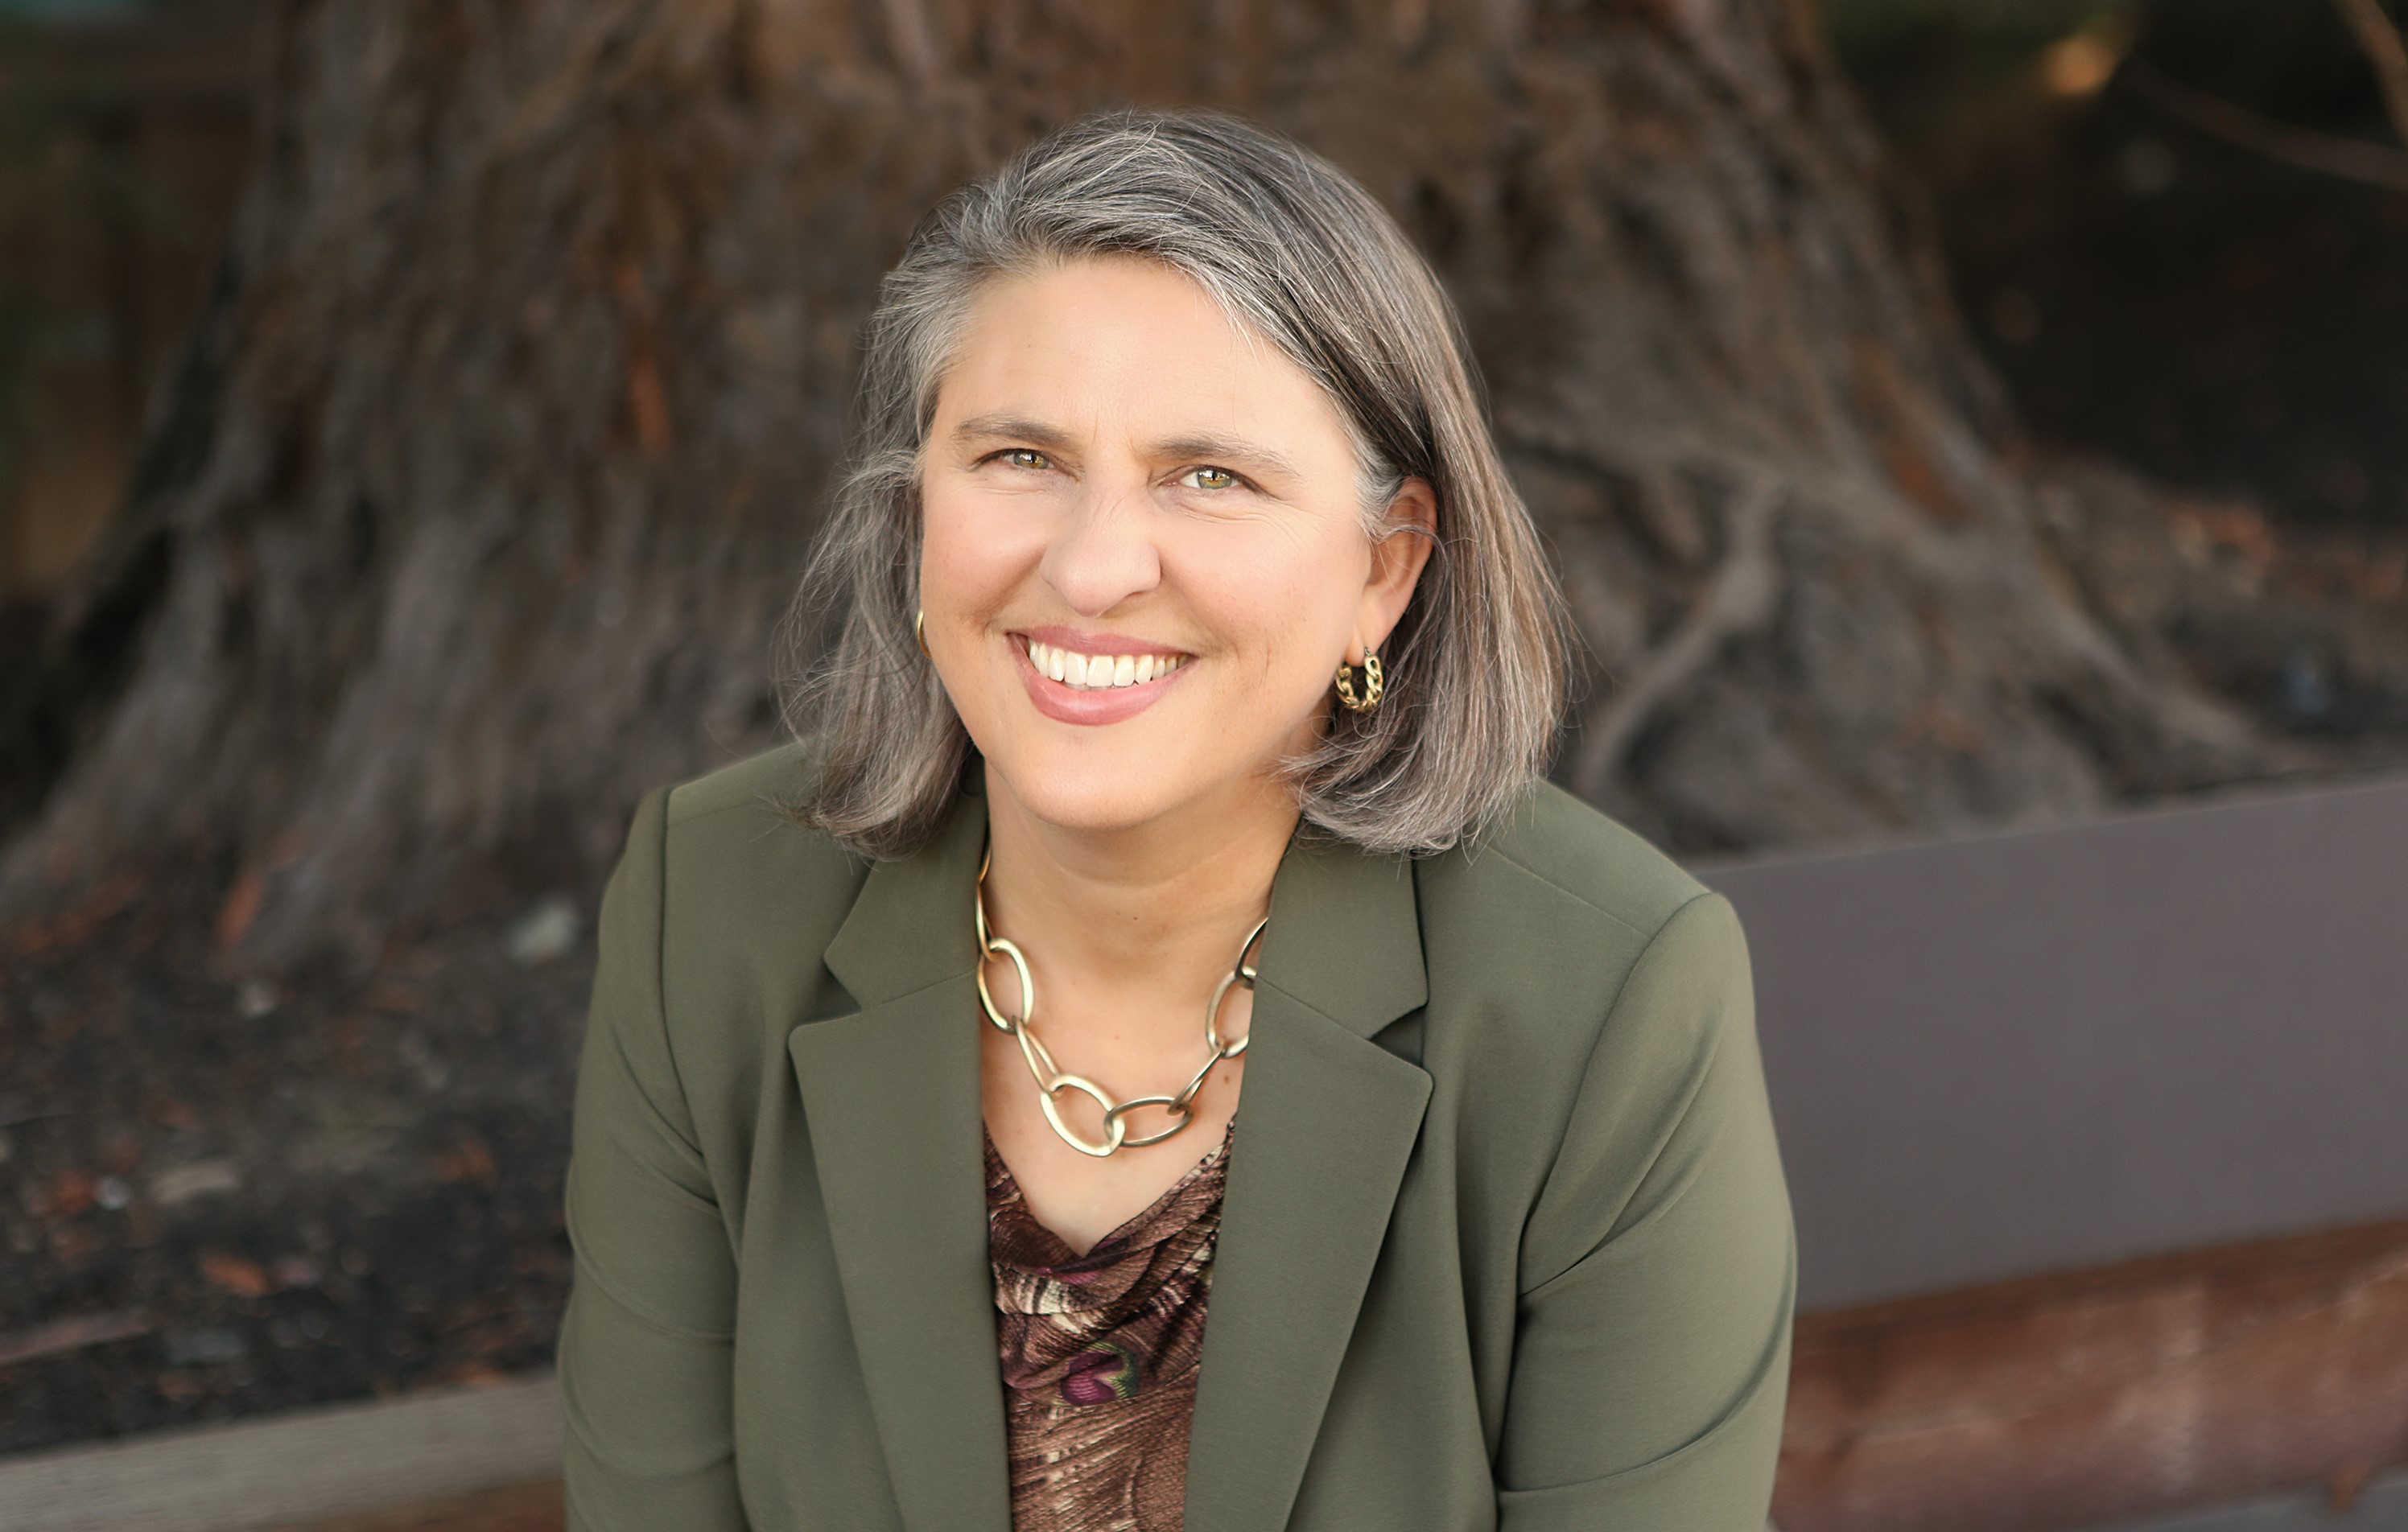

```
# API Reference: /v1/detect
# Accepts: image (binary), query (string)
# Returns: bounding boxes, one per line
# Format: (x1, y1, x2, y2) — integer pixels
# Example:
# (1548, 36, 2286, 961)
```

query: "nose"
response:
(1037, 481, 1161, 617)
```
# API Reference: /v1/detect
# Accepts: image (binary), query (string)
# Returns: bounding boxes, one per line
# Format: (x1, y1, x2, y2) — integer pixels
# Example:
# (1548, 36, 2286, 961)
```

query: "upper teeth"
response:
(1028, 640, 1182, 690)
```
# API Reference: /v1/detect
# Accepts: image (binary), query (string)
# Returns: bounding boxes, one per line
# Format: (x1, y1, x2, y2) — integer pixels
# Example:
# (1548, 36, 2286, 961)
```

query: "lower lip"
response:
(1014, 640, 1191, 725)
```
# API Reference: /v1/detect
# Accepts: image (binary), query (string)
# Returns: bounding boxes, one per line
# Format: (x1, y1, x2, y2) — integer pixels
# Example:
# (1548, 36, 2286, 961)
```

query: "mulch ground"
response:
(0, 862, 591, 1456)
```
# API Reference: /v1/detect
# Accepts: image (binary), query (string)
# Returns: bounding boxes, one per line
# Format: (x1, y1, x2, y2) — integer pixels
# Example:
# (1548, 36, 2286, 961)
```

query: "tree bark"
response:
(0, 0, 2296, 967)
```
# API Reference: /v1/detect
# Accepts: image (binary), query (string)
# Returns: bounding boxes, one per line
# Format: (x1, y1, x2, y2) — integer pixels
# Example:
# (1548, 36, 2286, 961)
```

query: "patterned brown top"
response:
(983, 1121, 1231, 1532)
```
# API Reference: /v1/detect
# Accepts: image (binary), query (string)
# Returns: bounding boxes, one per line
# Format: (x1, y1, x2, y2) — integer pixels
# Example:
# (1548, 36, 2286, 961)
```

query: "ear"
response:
(1351, 476, 1437, 662)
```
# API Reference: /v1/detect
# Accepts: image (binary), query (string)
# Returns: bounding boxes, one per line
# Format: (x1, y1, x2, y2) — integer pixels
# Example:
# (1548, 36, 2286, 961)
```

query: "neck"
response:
(978, 760, 1298, 1006)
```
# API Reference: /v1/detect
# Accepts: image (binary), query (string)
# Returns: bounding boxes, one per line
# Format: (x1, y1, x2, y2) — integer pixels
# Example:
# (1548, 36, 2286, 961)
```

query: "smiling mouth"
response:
(1024, 638, 1188, 691)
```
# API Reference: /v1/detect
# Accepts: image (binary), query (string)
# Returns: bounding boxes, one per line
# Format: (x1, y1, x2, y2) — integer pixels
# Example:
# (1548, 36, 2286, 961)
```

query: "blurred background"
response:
(1, 2, 2404, 1529)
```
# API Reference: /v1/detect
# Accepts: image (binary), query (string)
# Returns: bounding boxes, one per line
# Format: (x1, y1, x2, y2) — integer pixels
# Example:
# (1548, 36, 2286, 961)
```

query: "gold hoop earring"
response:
(914, 611, 930, 658)
(1334, 652, 1383, 713)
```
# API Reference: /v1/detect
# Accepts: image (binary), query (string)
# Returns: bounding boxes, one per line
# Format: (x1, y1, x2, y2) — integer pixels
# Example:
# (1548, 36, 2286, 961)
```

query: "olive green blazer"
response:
(557, 741, 1794, 1531)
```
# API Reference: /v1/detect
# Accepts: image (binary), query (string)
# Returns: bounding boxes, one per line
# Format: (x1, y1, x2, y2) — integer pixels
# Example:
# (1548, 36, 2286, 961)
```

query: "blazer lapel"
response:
(790, 789, 1433, 1532)
(790, 789, 1012, 1532)
(1183, 834, 1433, 1532)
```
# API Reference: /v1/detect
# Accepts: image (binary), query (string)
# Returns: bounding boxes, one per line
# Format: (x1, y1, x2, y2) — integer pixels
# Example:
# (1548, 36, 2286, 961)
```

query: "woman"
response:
(558, 110, 1793, 1532)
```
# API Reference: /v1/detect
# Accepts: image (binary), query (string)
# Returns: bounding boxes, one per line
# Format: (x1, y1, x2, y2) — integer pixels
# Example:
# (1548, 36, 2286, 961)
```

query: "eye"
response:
(1180, 465, 1241, 491)
(996, 447, 1051, 471)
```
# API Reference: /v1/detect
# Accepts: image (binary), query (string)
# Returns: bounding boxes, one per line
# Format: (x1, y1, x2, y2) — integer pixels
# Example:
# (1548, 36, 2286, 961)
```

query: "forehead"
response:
(933, 255, 1352, 453)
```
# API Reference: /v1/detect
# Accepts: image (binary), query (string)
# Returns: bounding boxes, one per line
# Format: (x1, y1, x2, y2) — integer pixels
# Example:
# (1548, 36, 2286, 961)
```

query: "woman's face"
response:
(918, 254, 1432, 838)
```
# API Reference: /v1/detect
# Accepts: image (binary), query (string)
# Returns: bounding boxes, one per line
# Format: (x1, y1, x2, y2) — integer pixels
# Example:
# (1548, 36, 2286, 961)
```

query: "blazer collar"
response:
(796, 780, 1433, 1532)
(819, 775, 992, 1007)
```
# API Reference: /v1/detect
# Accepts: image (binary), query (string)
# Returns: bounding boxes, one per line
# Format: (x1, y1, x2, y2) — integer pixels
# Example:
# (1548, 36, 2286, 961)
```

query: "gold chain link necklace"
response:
(974, 853, 1268, 1158)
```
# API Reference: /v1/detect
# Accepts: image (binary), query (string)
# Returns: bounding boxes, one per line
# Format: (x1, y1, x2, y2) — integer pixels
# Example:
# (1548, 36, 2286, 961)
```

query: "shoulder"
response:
(1410, 780, 1747, 1090)
(1433, 778, 1713, 945)
(588, 735, 868, 1028)
(664, 735, 823, 828)
(1414, 779, 1734, 990)
(645, 735, 866, 933)
(1410, 786, 1762, 1272)
(595, 739, 869, 1148)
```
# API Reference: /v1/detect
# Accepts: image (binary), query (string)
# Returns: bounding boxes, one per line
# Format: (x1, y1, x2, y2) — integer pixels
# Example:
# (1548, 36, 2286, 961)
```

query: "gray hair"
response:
(775, 109, 1567, 857)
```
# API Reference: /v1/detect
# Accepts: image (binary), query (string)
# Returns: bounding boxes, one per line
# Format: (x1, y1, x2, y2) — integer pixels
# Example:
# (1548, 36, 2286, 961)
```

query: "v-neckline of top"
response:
(982, 1118, 1235, 1262)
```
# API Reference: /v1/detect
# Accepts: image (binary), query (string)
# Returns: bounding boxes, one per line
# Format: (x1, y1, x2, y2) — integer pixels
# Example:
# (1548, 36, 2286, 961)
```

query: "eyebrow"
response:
(950, 413, 1079, 454)
(949, 413, 1304, 481)
(1151, 433, 1303, 481)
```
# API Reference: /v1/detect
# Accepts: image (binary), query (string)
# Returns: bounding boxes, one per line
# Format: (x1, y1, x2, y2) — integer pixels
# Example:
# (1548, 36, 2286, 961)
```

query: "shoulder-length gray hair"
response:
(776, 109, 1566, 858)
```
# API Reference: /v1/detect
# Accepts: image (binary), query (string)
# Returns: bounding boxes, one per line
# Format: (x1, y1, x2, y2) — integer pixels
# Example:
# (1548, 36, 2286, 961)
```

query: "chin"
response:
(989, 753, 1189, 834)
(967, 694, 1313, 836)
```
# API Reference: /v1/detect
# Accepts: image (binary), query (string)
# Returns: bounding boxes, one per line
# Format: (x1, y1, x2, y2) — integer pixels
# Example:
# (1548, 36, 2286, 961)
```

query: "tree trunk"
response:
(0, 0, 2298, 968)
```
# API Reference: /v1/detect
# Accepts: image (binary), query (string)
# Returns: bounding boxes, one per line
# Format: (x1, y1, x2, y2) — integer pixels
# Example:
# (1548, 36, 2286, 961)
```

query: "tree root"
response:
(1571, 468, 1785, 799)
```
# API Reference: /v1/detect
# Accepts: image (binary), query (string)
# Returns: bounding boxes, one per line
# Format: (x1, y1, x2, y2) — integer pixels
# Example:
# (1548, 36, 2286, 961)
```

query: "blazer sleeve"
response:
(557, 785, 748, 1530)
(1495, 892, 1796, 1532)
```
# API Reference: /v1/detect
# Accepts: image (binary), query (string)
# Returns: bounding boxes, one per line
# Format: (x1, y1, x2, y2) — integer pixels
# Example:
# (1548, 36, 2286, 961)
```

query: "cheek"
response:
(1179, 528, 1367, 676)
(920, 484, 1037, 611)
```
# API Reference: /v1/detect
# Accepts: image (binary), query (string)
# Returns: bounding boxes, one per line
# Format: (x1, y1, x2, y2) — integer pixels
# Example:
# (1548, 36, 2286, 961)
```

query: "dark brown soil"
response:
(0, 863, 587, 1455)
